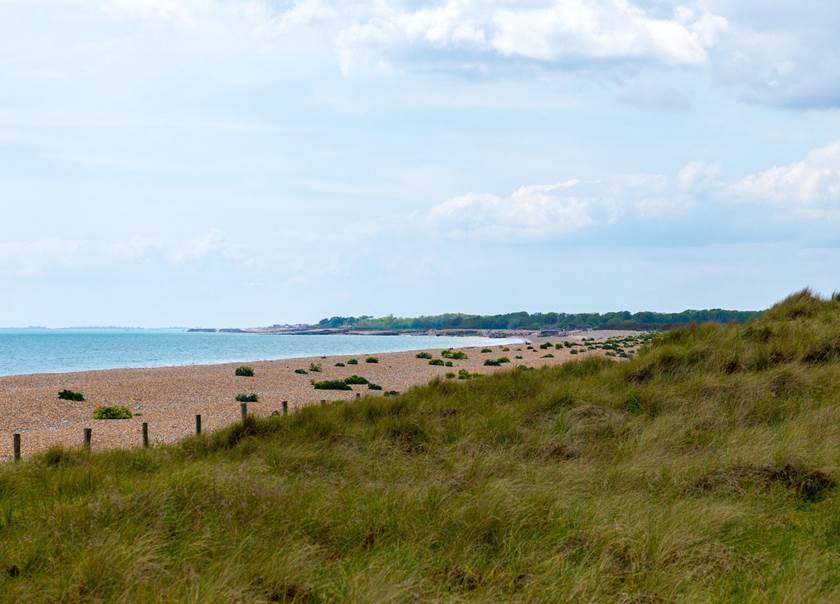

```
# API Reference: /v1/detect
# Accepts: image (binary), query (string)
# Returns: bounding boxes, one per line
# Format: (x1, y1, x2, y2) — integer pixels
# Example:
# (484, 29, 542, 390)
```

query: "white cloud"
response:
(427, 170, 699, 241)
(730, 142, 840, 211)
(338, 0, 728, 75)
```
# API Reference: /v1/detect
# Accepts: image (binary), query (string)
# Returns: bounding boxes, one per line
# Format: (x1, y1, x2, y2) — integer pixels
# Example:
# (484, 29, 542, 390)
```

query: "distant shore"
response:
(0, 331, 642, 460)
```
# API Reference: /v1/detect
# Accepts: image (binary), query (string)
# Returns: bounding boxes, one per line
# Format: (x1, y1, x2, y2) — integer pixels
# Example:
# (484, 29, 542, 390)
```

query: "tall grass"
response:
(1, 289, 840, 601)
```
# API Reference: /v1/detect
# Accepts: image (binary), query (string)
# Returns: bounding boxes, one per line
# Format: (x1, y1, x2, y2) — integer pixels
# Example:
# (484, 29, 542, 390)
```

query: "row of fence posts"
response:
(11, 393, 362, 462)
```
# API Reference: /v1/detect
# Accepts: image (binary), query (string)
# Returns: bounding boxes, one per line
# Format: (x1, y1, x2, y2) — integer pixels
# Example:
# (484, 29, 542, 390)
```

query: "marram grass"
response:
(2, 289, 840, 602)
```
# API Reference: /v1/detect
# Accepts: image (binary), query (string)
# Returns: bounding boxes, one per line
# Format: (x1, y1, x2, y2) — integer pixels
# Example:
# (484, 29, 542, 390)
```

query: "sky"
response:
(2, 0, 840, 327)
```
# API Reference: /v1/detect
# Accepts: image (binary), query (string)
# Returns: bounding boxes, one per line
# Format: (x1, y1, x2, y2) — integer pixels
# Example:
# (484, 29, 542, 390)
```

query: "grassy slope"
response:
(2, 290, 840, 602)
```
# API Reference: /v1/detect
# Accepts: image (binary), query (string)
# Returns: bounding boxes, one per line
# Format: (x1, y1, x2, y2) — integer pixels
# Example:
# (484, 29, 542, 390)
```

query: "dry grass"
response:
(1, 290, 840, 601)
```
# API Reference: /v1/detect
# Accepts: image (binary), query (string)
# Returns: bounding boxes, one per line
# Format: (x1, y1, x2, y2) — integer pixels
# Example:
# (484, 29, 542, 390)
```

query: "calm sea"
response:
(0, 329, 521, 377)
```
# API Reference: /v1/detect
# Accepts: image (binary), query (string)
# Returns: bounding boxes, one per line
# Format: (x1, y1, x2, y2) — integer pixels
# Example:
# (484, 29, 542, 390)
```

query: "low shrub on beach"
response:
(335, 362, 345, 367)
(444, 361, 454, 367)
(497, 357, 511, 364)
(92, 406, 132, 420)
(365, 357, 379, 364)
(457, 369, 477, 379)
(384, 390, 399, 396)
(234, 366, 254, 377)
(445, 372, 456, 379)
(415, 352, 432, 359)
(368, 383, 382, 391)
(542, 353, 555, 358)
(483, 359, 501, 367)
(344, 375, 369, 385)
(313, 380, 352, 391)
(309, 363, 322, 373)
(58, 389, 85, 402)
(347, 359, 359, 365)
(429, 359, 445, 366)
(235, 393, 258, 403)
(481, 348, 492, 353)
(441, 350, 467, 360)
(294, 369, 308, 375)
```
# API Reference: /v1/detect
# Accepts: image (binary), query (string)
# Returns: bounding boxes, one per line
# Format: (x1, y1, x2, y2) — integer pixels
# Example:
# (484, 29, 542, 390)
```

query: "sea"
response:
(0, 329, 522, 377)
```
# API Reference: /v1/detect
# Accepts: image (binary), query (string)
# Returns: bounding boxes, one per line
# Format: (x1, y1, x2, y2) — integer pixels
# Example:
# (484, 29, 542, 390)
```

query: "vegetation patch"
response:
(344, 375, 369, 385)
(365, 357, 379, 364)
(441, 350, 467, 360)
(429, 359, 445, 366)
(92, 405, 132, 420)
(234, 366, 254, 377)
(347, 359, 359, 365)
(312, 380, 352, 391)
(309, 363, 322, 373)
(294, 369, 308, 375)
(235, 393, 258, 403)
(416, 352, 432, 359)
(58, 389, 85, 402)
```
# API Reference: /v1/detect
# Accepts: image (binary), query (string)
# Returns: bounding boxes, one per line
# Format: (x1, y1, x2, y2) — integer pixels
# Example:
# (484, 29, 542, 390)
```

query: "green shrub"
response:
(335, 362, 346, 367)
(457, 369, 477, 379)
(502, 347, 510, 352)
(542, 353, 555, 358)
(429, 359, 445, 366)
(235, 393, 258, 403)
(515, 355, 523, 359)
(309, 363, 322, 373)
(344, 375, 369, 385)
(366, 357, 379, 364)
(570, 349, 579, 355)
(415, 352, 432, 359)
(384, 390, 399, 396)
(368, 383, 383, 391)
(93, 406, 132, 420)
(58, 389, 84, 402)
(347, 359, 359, 365)
(497, 357, 511, 364)
(441, 350, 467, 360)
(445, 372, 456, 379)
(481, 348, 492, 353)
(294, 369, 308, 375)
(444, 361, 454, 367)
(313, 380, 352, 391)
(540, 342, 553, 350)
(235, 366, 254, 377)
(484, 359, 501, 366)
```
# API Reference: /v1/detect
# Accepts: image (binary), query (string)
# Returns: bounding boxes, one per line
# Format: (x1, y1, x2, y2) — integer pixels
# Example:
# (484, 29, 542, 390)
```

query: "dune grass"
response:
(2, 290, 840, 601)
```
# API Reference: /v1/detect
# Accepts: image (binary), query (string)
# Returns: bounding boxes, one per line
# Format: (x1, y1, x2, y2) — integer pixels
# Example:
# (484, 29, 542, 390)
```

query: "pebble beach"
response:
(0, 334, 637, 460)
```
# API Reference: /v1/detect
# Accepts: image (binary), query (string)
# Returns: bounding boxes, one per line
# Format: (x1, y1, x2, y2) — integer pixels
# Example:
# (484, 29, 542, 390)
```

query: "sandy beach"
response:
(0, 333, 638, 460)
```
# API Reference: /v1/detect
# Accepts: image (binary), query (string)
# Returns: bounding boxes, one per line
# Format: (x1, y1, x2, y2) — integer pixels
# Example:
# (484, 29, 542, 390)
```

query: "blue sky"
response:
(2, 0, 840, 327)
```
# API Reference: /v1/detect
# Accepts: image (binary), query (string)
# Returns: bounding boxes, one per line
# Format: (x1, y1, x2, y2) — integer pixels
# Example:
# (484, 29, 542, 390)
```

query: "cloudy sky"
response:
(2, 0, 840, 327)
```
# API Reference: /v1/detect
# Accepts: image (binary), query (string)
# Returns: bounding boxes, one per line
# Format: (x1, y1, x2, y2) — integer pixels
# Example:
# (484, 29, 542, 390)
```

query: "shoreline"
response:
(0, 333, 526, 380)
(0, 332, 642, 460)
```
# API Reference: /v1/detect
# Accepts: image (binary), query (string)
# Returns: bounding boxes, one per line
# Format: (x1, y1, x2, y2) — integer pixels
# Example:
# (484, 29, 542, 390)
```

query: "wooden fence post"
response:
(320, 399, 326, 407)
(282, 401, 288, 416)
(356, 393, 361, 400)
(13, 433, 20, 462)
(195, 414, 202, 435)
(142, 422, 149, 448)
(240, 403, 248, 422)
(83, 428, 92, 450)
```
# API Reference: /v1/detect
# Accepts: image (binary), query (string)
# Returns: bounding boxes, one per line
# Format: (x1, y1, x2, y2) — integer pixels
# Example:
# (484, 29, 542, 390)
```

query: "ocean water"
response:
(0, 329, 521, 377)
